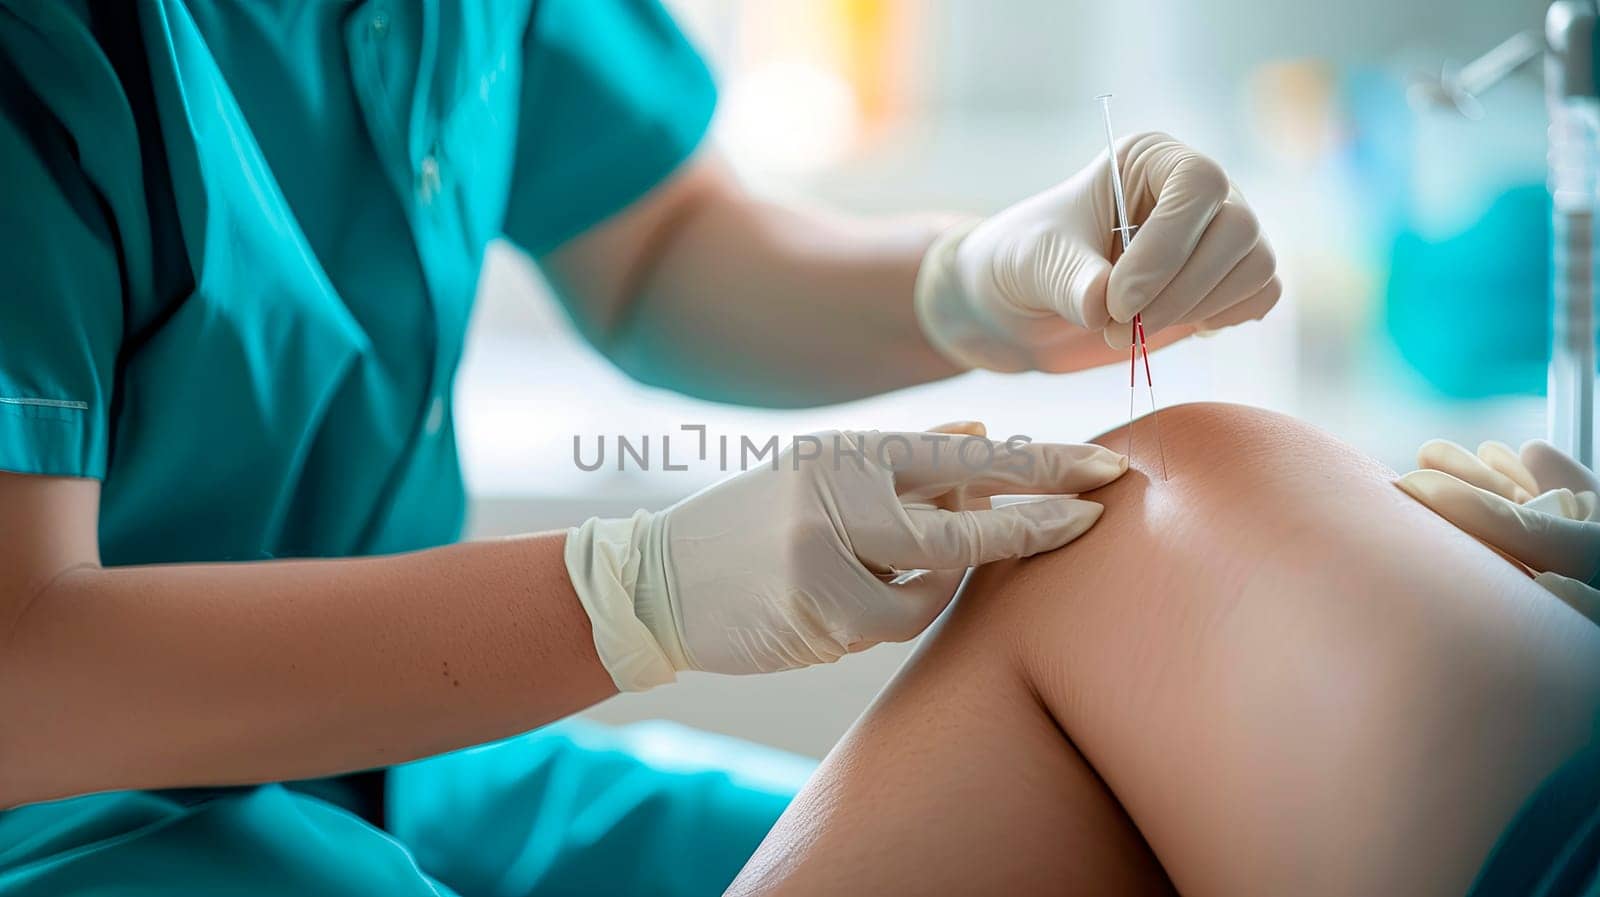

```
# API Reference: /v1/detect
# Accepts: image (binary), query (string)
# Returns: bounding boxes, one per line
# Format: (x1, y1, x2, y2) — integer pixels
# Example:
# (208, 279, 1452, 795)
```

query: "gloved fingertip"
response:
(1519, 438, 1557, 458)
(1015, 496, 1102, 524)
(1415, 438, 1467, 469)
(1054, 499, 1105, 541)
(1395, 469, 1444, 502)
(1108, 289, 1144, 324)
(1072, 498, 1105, 522)
(1078, 296, 1112, 332)
(1104, 324, 1133, 350)
(1013, 498, 1104, 555)
(1476, 439, 1542, 500)
(1521, 439, 1600, 495)
(1087, 451, 1130, 485)
(1535, 572, 1600, 625)
(1071, 259, 1114, 331)
(1074, 442, 1128, 470)
(1477, 439, 1516, 458)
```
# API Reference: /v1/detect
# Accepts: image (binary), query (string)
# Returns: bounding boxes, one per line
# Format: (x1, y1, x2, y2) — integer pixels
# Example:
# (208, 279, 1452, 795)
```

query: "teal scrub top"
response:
(0, 0, 716, 564)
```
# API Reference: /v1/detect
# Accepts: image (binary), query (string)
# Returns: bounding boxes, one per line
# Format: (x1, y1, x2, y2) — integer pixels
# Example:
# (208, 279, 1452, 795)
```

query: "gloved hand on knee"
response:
(566, 424, 1128, 690)
(1398, 439, 1600, 621)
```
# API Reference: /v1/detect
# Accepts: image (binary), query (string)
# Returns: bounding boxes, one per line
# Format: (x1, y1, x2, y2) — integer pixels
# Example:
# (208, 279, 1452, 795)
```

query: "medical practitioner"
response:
(0, 2, 1281, 894)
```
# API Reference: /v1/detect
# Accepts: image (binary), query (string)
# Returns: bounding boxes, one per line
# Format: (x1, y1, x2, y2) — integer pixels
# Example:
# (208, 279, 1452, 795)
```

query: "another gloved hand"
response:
(566, 425, 1128, 690)
(1397, 439, 1600, 622)
(915, 132, 1282, 372)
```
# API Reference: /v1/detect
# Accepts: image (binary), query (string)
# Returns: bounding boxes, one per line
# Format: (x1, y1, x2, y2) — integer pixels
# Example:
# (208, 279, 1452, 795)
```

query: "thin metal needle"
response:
(1148, 384, 1170, 480)
(1096, 94, 1136, 252)
(1101, 94, 1140, 460)
(1099, 93, 1170, 480)
(1128, 342, 1137, 458)
(1137, 318, 1170, 480)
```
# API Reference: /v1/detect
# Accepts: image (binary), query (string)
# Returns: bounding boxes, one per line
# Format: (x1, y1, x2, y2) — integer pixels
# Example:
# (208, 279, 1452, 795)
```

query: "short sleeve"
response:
(0, 68, 123, 479)
(502, 0, 717, 255)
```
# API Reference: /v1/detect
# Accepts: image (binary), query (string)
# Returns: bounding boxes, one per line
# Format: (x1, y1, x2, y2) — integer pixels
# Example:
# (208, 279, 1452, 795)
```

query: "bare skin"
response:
(0, 471, 615, 807)
(729, 402, 1600, 897)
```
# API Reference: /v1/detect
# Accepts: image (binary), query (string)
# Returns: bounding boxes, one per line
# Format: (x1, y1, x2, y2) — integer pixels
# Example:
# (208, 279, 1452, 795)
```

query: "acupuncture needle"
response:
(1136, 317, 1169, 480)
(1097, 93, 1169, 481)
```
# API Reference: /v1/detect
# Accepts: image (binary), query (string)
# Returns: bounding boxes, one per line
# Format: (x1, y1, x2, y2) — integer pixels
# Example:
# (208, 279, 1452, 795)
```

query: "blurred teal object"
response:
(388, 720, 810, 896)
(1340, 68, 1585, 399)
(0, 720, 808, 896)
(1468, 723, 1600, 897)
(1385, 185, 1552, 397)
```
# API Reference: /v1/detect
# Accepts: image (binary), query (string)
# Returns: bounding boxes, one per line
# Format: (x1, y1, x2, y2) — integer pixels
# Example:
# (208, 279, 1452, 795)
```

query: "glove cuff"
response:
(914, 218, 1035, 373)
(565, 511, 686, 691)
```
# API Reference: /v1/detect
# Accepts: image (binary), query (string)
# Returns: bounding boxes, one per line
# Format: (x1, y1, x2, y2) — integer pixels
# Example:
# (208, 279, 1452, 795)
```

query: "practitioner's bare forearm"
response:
(0, 475, 612, 807)
(539, 156, 964, 407)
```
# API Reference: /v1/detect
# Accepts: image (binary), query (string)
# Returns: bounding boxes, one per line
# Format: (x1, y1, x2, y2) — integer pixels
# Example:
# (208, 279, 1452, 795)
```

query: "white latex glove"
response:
(1397, 439, 1600, 622)
(566, 426, 1128, 690)
(915, 132, 1282, 372)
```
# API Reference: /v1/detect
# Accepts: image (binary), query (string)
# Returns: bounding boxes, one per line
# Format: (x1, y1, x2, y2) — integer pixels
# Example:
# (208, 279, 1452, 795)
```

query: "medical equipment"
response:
(1548, 2, 1599, 469)
(1408, 32, 1543, 120)
(1411, 2, 1600, 468)
(1097, 94, 1169, 479)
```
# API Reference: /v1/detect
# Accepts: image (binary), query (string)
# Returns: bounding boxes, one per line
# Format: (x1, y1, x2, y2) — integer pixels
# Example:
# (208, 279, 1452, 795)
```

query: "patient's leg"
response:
(728, 403, 1600, 897)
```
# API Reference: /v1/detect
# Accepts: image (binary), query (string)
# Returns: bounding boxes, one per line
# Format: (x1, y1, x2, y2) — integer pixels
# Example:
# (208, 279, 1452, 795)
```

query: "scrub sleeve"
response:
(0, 52, 121, 479)
(501, 0, 717, 255)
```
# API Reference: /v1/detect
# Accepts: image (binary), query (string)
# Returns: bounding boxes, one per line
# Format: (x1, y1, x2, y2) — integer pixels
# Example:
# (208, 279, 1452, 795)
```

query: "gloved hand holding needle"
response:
(916, 132, 1283, 373)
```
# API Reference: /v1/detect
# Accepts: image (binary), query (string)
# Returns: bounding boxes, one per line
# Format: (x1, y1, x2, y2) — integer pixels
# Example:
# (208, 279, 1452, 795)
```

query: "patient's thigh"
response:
(983, 402, 1600, 897)
(727, 576, 1175, 896)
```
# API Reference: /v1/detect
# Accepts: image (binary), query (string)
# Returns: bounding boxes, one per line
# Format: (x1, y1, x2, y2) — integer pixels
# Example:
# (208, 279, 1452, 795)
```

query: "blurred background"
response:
(462, 0, 1558, 757)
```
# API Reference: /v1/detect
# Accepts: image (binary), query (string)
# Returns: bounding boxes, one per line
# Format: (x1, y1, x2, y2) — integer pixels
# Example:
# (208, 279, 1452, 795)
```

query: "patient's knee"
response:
(964, 399, 1595, 753)
(1094, 401, 1393, 495)
(961, 402, 1600, 895)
